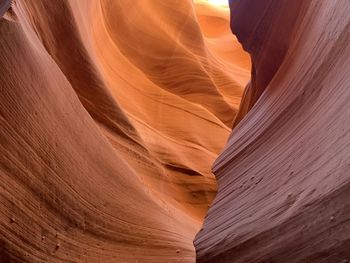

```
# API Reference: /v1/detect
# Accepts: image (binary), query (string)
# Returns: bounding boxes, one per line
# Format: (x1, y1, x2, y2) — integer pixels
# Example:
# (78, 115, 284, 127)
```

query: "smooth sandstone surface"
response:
(195, 0, 350, 262)
(0, 0, 249, 262)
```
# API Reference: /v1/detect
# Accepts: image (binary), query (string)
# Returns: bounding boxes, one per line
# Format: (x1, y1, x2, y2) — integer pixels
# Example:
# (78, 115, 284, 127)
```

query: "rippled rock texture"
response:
(195, 0, 350, 262)
(0, 0, 249, 262)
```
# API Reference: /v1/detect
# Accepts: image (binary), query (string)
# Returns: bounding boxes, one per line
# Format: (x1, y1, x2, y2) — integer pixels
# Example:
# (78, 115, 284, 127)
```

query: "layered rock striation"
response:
(195, 0, 350, 262)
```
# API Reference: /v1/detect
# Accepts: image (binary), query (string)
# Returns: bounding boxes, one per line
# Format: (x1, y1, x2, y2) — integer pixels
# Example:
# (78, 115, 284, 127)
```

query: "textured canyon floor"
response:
(1, 0, 350, 262)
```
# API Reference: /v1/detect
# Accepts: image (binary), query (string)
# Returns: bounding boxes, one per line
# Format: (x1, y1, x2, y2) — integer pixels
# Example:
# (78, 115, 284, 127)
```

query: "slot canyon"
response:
(0, 0, 349, 262)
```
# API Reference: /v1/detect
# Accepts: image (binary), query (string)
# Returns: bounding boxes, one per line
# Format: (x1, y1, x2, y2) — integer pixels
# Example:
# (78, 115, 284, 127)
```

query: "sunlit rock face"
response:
(194, 0, 250, 71)
(0, 0, 248, 262)
(195, 0, 350, 262)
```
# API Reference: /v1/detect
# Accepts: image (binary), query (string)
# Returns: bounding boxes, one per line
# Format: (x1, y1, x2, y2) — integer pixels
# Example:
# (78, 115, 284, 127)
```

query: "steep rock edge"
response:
(231, 0, 305, 127)
(195, 0, 350, 262)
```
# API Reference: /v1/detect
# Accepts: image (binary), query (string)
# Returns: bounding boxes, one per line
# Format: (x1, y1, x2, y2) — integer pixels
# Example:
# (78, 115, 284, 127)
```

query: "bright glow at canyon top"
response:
(207, 0, 229, 7)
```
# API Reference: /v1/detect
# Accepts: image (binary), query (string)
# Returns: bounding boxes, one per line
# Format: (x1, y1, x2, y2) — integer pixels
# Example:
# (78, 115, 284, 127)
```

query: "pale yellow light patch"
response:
(207, 0, 229, 7)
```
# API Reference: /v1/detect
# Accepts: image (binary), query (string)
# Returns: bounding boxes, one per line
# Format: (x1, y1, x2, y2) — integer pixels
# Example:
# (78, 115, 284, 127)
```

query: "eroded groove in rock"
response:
(195, 1, 350, 262)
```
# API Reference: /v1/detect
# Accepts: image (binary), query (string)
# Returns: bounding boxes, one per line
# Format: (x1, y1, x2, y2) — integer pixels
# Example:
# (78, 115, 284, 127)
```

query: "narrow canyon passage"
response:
(1, 0, 249, 262)
(2, 0, 350, 262)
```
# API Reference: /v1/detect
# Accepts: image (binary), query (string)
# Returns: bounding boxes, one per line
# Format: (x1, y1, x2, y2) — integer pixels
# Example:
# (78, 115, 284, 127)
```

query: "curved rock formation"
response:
(0, 0, 249, 262)
(195, 0, 350, 262)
